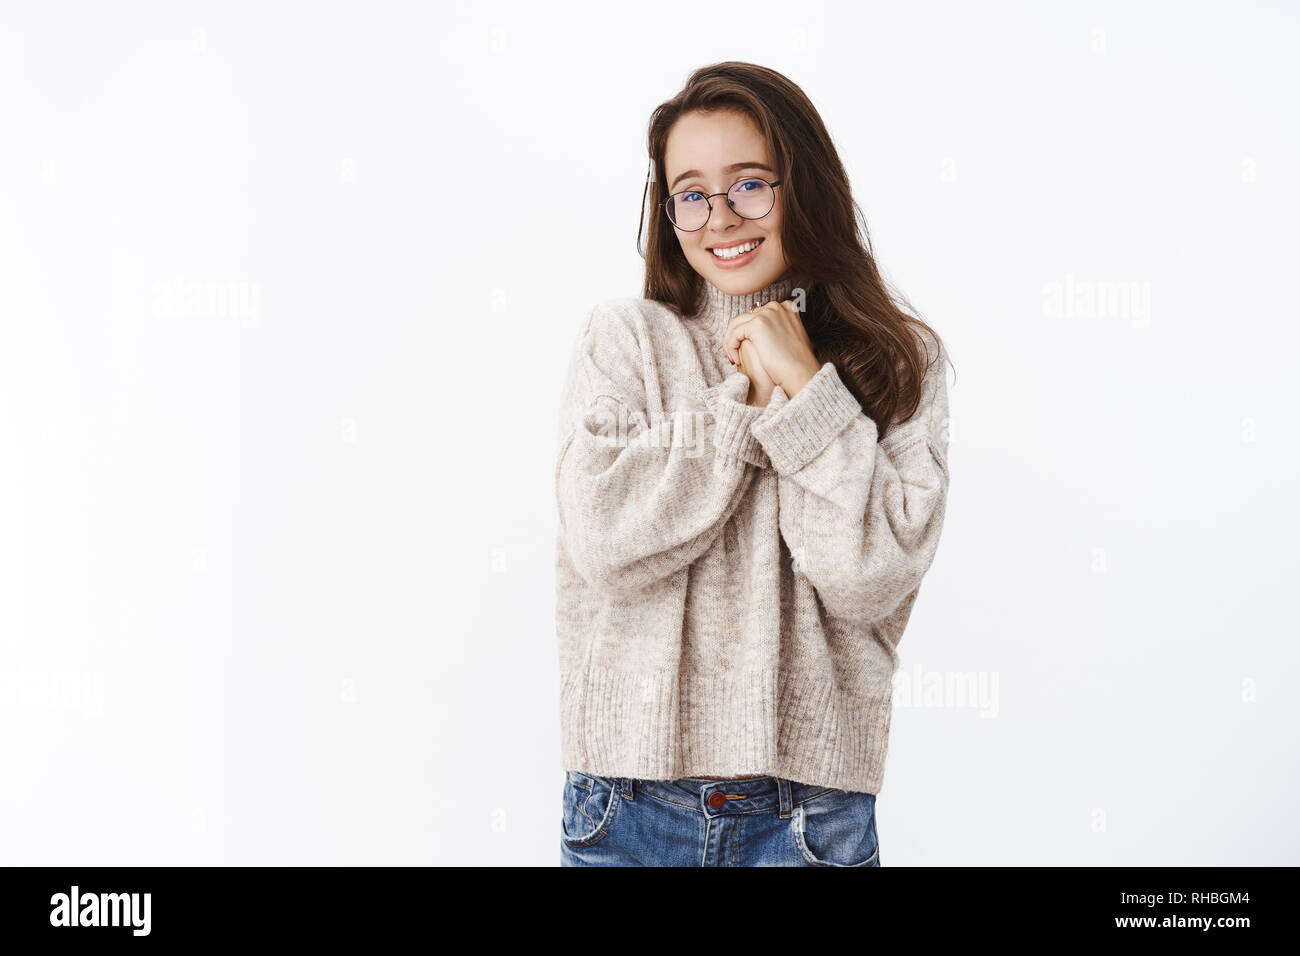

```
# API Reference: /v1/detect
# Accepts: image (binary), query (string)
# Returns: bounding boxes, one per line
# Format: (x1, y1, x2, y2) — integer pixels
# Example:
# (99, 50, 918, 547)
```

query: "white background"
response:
(1, 0, 1296, 866)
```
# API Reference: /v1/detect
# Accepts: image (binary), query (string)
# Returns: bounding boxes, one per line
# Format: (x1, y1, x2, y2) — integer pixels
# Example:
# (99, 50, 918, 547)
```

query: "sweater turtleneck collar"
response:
(691, 271, 810, 344)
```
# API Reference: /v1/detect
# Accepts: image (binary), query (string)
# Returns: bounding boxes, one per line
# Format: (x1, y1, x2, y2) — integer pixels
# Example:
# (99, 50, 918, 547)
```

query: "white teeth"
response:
(711, 239, 762, 260)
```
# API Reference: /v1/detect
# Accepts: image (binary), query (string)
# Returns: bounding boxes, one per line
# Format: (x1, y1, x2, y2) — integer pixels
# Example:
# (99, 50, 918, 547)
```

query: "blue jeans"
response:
(560, 771, 881, 866)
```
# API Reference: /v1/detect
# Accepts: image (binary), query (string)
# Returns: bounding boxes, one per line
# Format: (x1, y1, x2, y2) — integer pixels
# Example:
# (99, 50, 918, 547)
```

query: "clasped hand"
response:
(723, 299, 823, 406)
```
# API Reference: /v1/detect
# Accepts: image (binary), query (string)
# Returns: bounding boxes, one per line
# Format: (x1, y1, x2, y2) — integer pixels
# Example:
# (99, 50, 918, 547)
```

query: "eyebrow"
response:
(669, 162, 775, 192)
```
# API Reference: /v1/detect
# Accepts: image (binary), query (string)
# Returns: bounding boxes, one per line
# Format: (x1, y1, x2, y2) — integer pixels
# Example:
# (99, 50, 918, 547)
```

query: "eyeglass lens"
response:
(666, 178, 774, 231)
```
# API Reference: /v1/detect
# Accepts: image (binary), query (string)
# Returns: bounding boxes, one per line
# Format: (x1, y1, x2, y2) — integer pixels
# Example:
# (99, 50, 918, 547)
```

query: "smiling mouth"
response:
(709, 237, 764, 260)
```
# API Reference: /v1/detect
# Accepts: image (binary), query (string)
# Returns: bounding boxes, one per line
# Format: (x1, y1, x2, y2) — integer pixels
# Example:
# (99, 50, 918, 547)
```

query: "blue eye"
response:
(680, 192, 704, 203)
(735, 179, 760, 192)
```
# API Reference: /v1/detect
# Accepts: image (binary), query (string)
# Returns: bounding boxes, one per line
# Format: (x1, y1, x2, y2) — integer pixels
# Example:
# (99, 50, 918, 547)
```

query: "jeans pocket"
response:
(561, 771, 624, 848)
(791, 788, 880, 867)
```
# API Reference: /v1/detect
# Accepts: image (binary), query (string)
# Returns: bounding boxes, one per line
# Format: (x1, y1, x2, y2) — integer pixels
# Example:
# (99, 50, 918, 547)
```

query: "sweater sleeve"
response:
(748, 337, 951, 627)
(555, 301, 769, 593)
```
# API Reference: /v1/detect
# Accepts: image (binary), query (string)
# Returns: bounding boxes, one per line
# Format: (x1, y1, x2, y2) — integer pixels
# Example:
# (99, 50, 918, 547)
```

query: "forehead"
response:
(664, 110, 771, 180)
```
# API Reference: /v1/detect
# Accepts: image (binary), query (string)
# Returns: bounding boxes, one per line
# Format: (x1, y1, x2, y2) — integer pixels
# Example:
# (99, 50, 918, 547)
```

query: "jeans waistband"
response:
(628, 775, 836, 818)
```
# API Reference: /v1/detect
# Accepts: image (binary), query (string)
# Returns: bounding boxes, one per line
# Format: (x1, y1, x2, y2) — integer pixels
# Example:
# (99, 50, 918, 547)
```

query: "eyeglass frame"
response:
(660, 177, 782, 232)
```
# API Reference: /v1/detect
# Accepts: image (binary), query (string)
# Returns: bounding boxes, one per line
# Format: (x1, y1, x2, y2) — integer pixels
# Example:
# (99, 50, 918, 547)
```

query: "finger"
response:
(732, 330, 755, 371)
(724, 328, 740, 367)
(739, 334, 757, 359)
(738, 340, 764, 386)
(737, 338, 753, 376)
(723, 312, 758, 366)
(727, 328, 747, 367)
(722, 318, 740, 366)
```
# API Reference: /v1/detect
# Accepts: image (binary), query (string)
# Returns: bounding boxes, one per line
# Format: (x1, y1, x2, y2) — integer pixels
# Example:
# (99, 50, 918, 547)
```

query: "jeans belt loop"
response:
(777, 777, 793, 818)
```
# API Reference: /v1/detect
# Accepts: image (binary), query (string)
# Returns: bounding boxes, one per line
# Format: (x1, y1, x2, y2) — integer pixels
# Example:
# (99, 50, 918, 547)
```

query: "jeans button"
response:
(707, 792, 726, 809)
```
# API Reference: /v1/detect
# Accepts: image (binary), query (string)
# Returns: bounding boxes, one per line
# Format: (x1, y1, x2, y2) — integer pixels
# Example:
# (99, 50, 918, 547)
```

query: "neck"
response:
(692, 271, 809, 341)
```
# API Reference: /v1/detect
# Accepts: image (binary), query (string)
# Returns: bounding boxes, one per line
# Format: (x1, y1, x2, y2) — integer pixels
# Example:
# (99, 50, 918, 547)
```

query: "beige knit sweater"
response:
(553, 273, 950, 793)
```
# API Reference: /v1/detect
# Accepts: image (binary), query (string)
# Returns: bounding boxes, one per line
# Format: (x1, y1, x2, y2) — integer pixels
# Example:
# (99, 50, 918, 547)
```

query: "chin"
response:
(699, 253, 780, 290)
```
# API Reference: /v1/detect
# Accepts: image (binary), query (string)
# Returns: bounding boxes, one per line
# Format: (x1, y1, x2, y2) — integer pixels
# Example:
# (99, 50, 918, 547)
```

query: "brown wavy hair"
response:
(638, 61, 953, 437)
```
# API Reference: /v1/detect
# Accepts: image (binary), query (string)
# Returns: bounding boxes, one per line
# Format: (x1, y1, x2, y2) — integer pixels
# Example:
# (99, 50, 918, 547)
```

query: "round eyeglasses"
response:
(662, 177, 781, 232)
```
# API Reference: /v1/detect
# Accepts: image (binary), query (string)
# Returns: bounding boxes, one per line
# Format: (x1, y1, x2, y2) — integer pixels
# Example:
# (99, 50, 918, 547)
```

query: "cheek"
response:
(765, 236, 787, 265)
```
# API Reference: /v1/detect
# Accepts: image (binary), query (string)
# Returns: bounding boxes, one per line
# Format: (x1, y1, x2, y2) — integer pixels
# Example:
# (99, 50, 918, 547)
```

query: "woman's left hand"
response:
(723, 299, 823, 397)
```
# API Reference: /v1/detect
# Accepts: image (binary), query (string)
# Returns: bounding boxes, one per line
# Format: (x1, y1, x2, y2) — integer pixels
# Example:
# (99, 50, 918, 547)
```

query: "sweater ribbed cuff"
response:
(701, 371, 770, 468)
(750, 362, 867, 474)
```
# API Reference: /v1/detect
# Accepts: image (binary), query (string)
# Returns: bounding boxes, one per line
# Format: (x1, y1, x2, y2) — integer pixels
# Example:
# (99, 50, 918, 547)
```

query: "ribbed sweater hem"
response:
(558, 665, 893, 794)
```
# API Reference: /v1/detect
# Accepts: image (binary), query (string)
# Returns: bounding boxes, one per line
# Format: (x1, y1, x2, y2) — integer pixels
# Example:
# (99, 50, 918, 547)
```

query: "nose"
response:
(704, 193, 745, 237)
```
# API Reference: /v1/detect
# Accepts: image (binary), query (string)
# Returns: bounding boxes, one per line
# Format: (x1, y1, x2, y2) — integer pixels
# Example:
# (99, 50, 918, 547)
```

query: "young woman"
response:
(554, 62, 953, 866)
